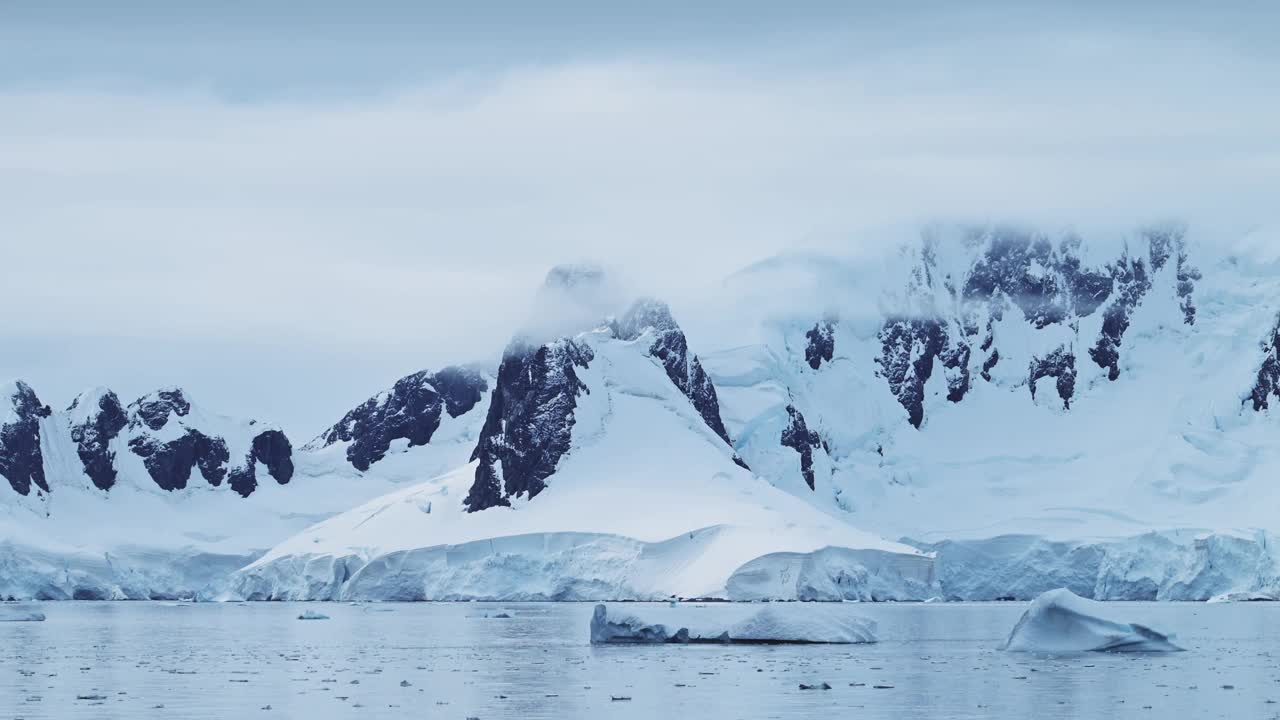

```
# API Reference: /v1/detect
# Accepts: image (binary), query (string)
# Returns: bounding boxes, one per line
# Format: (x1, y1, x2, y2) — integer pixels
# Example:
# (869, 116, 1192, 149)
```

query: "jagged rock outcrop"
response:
(1248, 315, 1280, 411)
(67, 389, 129, 490)
(2, 383, 295, 498)
(128, 429, 229, 491)
(804, 320, 835, 370)
(962, 230, 1114, 328)
(780, 404, 822, 490)
(227, 430, 295, 497)
(1088, 253, 1151, 381)
(115, 388, 293, 497)
(309, 366, 488, 471)
(131, 388, 191, 431)
(0, 381, 53, 496)
(877, 317, 968, 428)
(464, 338, 594, 512)
(611, 299, 734, 446)
(1029, 346, 1077, 409)
(875, 226, 1186, 426)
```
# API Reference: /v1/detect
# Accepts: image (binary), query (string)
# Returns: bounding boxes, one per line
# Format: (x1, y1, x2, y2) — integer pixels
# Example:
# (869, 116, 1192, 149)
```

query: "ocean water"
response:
(2, 601, 1278, 719)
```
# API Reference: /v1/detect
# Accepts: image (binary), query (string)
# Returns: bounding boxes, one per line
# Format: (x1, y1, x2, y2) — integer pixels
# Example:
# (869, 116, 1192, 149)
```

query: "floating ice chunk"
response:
(1002, 589, 1182, 653)
(0, 610, 45, 622)
(1207, 591, 1276, 603)
(297, 610, 330, 620)
(590, 603, 877, 644)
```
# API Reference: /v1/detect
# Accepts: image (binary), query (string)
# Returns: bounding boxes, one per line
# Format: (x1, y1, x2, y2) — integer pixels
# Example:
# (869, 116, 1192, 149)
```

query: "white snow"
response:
(12, 225, 1280, 603)
(0, 385, 489, 601)
(233, 328, 931, 601)
(589, 603, 877, 644)
(705, 228, 1280, 553)
(1002, 588, 1183, 653)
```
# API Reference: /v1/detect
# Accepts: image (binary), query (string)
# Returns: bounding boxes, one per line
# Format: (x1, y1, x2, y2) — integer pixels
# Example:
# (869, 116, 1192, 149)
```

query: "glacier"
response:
(8, 227, 1280, 602)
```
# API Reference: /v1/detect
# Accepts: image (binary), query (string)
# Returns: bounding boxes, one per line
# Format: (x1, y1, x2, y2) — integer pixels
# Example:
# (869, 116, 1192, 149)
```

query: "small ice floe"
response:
(297, 610, 331, 621)
(1001, 589, 1183, 653)
(589, 603, 877, 645)
(0, 610, 45, 622)
(1207, 590, 1276, 603)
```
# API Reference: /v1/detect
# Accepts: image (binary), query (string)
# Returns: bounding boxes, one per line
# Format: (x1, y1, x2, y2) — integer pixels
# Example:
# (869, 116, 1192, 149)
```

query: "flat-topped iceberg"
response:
(590, 603, 877, 645)
(1002, 588, 1182, 653)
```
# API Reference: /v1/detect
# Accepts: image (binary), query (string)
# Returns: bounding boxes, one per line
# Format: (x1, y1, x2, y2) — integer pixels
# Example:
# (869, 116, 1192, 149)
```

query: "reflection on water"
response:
(2, 601, 1278, 719)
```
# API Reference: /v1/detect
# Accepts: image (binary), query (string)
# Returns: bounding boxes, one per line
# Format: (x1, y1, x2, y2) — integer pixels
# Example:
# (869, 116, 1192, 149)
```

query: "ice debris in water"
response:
(1002, 588, 1183, 653)
(0, 610, 46, 622)
(1207, 590, 1276, 603)
(297, 610, 330, 621)
(590, 603, 877, 644)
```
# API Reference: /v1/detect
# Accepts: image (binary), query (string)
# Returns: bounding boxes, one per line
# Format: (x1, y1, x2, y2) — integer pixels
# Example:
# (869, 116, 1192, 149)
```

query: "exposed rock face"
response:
(1247, 315, 1280, 411)
(1175, 245, 1201, 326)
(227, 430, 295, 498)
(251, 430, 295, 484)
(875, 227, 1183, 426)
(2, 382, 295, 498)
(120, 388, 293, 497)
(464, 338, 594, 512)
(780, 404, 822, 490)
(981, 348, 1001, 382)
(131, 388, 191, 431)
(962, 230, 1114, 328)
(877, 318, 968, 428)
(612, 299, 734, 446)
(128, 430, 229, 492)
(1029, 346, 1077, 409)
(0, 381, 53, 496)
(1088, 254, 1151, 381)
(67, 390, 129, 491)
(310, 366, 488, 471)
(804, 321, 835, 370)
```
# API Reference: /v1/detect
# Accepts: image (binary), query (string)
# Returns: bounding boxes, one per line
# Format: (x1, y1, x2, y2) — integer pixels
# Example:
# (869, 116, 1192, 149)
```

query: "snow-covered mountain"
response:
(699, 223, 1280, 598)
(1, 383, 295, 503)
(299, 365, 491, 483)
(233, 291, 931, 601)
(8, 224, 1280, 602)
(0, 370, 491, 599)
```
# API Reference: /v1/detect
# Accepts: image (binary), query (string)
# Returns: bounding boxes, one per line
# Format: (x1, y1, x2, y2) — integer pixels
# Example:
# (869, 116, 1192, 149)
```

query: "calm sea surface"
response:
(2, 601, 1278, 719)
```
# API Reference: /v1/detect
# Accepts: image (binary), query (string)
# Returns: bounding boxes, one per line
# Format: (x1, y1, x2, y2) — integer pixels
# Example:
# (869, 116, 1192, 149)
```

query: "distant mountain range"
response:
(6, 223, 1280, 602)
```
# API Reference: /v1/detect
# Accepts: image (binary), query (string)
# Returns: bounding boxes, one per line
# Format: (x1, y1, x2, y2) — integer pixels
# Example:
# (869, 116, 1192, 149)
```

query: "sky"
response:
(2, 1, 1278, 437)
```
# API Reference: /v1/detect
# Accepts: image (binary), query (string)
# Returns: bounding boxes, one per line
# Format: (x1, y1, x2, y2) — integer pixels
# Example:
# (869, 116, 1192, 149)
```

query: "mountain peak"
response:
(543, 263, 607, 291)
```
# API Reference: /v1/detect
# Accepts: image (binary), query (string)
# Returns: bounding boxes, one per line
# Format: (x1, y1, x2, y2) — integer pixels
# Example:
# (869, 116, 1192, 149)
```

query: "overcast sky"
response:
(2, 1, 1278, 437)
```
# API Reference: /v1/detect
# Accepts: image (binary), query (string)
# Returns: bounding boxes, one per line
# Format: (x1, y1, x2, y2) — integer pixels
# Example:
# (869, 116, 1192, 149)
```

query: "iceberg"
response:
(296, 610, 330, 620)
(589, 603, 877, 645)
(1002, 588, 1183, 653)
(1206, 590, 1276, 603)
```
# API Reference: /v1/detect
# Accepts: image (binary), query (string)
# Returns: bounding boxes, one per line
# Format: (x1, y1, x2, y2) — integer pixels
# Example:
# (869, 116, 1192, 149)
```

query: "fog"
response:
(2, 2, 1277, 436)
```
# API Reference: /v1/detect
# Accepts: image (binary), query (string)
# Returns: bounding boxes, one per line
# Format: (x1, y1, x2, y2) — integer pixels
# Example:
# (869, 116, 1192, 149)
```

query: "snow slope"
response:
(704, 225, 1280, 553)
(233, 320, 934, 601)
(0, 371, 492, 600)
(11, 224, 1280, 602)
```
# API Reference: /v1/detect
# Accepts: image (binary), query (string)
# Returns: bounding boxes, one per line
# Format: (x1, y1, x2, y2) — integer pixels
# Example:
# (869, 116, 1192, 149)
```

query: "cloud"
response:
(1, 19, 1277, 433)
